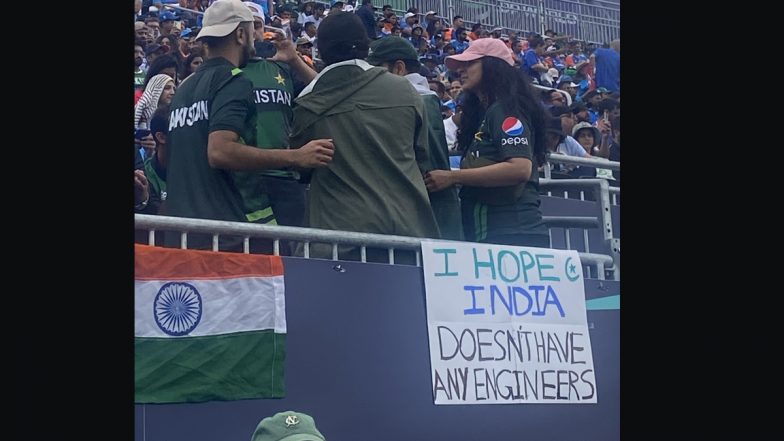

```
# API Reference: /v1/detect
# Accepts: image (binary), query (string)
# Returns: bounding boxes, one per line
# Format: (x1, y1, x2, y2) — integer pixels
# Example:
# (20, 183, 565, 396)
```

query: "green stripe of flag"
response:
(135, 330, 285, 404)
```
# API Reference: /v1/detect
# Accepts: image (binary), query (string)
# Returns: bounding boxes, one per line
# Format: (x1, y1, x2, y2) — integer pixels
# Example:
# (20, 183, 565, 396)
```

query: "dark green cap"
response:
(251, 411, 326, 441)
(367, 36, 421, 68)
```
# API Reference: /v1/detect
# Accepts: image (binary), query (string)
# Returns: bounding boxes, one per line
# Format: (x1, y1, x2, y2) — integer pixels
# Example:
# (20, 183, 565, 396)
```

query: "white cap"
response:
(197, 0, 255, 40)
(404, 12, 416, 19)
(243, 1, 265, 21)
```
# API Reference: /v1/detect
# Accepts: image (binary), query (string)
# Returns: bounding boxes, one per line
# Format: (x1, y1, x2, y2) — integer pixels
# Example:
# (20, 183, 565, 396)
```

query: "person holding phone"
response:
(590, 110, 614, 180)
(239, 4, 319, 252)
(592, 110, 612, 159)
(134, 129, 156, 162)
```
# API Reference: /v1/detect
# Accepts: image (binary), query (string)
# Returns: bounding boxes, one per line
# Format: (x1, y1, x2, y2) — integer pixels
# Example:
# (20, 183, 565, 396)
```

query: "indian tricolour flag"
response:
(135, 244, 286, 404)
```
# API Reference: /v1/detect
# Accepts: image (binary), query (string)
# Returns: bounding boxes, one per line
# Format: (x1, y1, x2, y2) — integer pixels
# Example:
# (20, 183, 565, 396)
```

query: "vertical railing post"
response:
(594, 179, 619, 280)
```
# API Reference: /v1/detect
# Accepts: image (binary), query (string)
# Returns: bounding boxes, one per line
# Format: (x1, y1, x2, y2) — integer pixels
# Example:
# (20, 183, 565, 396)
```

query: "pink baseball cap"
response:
(445, 38, 515, 71)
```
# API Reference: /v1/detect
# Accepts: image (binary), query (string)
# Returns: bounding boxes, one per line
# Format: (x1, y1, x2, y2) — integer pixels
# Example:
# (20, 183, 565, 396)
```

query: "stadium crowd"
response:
(133, 0, 620, 254)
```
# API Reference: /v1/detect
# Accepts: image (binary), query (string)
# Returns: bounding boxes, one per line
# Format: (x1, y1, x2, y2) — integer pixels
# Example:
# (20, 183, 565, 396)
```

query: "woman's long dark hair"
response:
(457, 57, 547, 165)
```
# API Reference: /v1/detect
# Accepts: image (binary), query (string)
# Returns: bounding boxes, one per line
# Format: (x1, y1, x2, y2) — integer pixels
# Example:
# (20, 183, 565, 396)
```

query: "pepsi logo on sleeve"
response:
(502, 117, 524, 136)
(501, 117, 529, 146)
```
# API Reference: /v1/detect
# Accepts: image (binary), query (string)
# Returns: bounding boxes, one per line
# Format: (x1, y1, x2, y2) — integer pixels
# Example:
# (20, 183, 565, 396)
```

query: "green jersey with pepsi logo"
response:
(459, 100, 547, 242)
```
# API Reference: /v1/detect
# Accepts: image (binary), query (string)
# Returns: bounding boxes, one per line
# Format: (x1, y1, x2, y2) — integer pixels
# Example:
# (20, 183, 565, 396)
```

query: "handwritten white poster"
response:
(422, 240, 597, 405)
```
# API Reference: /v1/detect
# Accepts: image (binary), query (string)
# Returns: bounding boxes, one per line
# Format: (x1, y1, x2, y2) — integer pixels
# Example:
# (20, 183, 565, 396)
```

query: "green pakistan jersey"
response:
(222, 59, 300, 226)
(164, 57, 258, 249)
(459, 100, 547, 242)
(242, 58, 296, 180)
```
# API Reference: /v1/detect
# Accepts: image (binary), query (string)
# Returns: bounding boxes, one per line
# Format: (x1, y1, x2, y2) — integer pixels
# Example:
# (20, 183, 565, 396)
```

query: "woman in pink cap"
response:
(424, 38, 549, 247)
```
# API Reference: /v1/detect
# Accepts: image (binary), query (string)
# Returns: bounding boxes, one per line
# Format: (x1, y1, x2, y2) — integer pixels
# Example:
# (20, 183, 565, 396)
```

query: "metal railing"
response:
(136, 214, 617, 279)
(338, 1, 618, 44)
(536, 0, 620, 44)
(609, 185, 619, 206)
(544, 215, 608, 279)
(540, 158, 620, 272)
(160, 1, 619, 44)
(538, 178, 619, 279)
(544, 154, 620, 205)
(547, 154, 620, 171)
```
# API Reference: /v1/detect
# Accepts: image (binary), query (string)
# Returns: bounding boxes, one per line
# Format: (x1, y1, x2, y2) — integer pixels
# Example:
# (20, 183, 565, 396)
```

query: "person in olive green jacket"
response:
(366, 36, 463, 241)
(291, 12, 440, 262)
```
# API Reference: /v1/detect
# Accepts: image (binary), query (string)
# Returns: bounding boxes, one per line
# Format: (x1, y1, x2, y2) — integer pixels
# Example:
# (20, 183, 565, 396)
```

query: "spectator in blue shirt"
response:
(450, 27, 470, 54)
(523, 36, 547, 83)
(592, 39, 620, 92)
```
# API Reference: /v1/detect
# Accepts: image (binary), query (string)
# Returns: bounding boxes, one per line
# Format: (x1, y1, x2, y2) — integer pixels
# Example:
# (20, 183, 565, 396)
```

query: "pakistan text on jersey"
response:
(254, 89, 292, 106)
(169, 100, 209, 130)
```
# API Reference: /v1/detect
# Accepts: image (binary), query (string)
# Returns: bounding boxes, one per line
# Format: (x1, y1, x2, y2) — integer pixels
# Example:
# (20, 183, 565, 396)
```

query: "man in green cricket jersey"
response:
(164, 0, 334, 252)
(235, 3, 318, 237)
